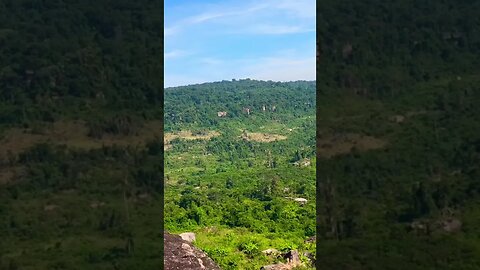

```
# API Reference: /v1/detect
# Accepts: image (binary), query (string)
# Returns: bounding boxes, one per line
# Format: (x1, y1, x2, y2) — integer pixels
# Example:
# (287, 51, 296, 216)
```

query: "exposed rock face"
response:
(164, 233, 221, 270)
(44, 204, 59, 211)
(409, 216, 462, 235)
(261, 264, 291, 270)
(261, 250, 303, 270)
(304, 236, 316, 244)
(284, 250, 301, 266)
(179, 232, 196, 243)
(390, 115, 405, 123)
(438, 218, 462, 233)
(262, 248, 280, 256)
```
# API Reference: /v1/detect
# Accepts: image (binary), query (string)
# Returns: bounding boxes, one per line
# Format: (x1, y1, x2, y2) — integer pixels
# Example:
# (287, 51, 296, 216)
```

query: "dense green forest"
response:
(317, 0, 480, 269)
(3, 0, 480, 269)
(0, 0, 163, 130)
(164, 80, 316, 269)
(0, 1, 164, 269)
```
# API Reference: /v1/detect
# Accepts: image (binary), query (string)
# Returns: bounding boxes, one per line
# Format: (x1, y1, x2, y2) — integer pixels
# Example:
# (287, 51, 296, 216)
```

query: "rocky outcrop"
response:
(409, 216, 463, 235)
(164, 233, 221, 270)
(261, 264, 291, 270)
(179, 232, 196, 243)
(262, 248, 280, 256)
(261, 250, 303, 270)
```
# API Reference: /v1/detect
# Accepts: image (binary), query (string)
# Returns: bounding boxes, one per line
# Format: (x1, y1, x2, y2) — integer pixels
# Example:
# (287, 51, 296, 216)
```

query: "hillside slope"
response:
(317, 1, 480, 269)
(164, 80, 316, 269)
(0, 1, 164, 269)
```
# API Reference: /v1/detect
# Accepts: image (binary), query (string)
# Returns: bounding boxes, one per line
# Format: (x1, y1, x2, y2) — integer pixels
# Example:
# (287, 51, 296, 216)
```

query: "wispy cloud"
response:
(243, 24, 315, 35)
(164, 50, 190, 60)
(198, 57, 224, 66)
(165, 49, 315, 87)
(165, 0, 314, 36)
(272, 0, 316, 18)
(165, 0, 315, 87)
(245, 56, 315, 82)
(164, 27, 179, 37)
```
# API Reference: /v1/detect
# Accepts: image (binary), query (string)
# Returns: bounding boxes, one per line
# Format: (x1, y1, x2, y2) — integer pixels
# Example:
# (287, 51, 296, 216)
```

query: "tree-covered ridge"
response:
(165, 79, 315, 130)
(318, 0, 480, 98)
(0, 1, 163, 269)
(0, 0, 163, 127)
(164, 80, 316, 269)
(317, 0, 480, 269)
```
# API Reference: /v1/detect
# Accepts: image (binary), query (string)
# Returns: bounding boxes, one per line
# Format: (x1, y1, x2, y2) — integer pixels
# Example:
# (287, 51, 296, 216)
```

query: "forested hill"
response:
(317, 1, 480, 269)
(318, 0, 480, 98)
(0, 1, 164, 269)
(164, 80, 316, 268)
(164, 80, 316, 130)
(0, 0, 163, 127)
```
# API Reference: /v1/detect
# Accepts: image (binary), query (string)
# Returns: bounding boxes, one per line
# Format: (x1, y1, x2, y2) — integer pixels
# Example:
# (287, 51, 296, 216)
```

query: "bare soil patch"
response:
(0, 166, 24, 185)
(240, 132, 287, 142)
(318, 133, 386, 158)
(0, 120, 163, 159)
(164, 130, 220, 150)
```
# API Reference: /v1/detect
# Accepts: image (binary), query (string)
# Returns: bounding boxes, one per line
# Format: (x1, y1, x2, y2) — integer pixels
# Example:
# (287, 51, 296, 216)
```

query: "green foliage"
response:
(315, 2, 480, 268)
(0, 0, 163, 130)
(164, 80, 316, 268)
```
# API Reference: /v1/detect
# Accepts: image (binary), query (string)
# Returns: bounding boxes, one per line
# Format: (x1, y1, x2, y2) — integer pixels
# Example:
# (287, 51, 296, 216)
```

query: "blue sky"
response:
(165, 0, 316, 87)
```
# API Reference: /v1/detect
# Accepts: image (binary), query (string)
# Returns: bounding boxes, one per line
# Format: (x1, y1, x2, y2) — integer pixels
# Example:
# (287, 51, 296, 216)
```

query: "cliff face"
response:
(164, 233, 221, 270)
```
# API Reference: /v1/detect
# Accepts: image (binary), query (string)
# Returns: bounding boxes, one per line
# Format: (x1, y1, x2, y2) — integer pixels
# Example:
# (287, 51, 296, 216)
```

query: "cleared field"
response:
(240, 132, 287, 142)
(318, 133, 387, 158)
(164, 130, 220, 150)
(0, 120, 163, 159)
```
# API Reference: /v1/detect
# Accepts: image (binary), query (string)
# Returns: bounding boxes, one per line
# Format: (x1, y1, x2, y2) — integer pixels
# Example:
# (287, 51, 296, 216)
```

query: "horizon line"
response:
(165, 78, 316, 89)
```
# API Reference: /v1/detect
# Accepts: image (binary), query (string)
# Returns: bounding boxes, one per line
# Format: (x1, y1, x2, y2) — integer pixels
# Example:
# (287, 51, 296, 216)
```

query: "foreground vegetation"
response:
(164, 80, 316, 269)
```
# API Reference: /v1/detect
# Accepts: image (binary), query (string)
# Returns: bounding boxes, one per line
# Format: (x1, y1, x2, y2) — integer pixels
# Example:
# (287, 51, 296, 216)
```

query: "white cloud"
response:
(245, 24, 315, 35)
(164, 0, 316, 87)
(165, 0, 315, 36)
(165, 50, 315, 87)
(164, 27, 179, 37)
(271, 0, 316, 19)
(164, 50, 189, 60)
(198, 57, 224, 65)
(245, 56, 316, 82)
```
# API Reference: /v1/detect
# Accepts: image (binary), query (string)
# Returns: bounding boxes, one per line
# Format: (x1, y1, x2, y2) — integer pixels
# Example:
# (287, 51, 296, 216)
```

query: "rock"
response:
(261, 250, 303, 270)
(284, 250, 301, 266)
(138, 193, 150, 199)
(411, 216, 462, 234)
(304, 236, 316, 243)
(409, 220, 428, 234)
(164, 232, 221, 270)
(262, 248, 280, 256)
(390, 115, 405, 123)
(293, 158, 311, 167)
(303, 251, 316, 266)
(179, 232, 196, 243)
(44, 205, 58, 211)
(440, 218, 462, 233)
(89, 201, 105, 209)
(261, 264, 290, 270)
(293, 198, 308, 205)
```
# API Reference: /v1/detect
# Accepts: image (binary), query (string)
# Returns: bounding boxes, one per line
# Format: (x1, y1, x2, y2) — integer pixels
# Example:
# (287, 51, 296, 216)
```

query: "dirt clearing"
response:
(318, 133, 386, 158)
(240, 132, 287, 142)
(0, 120, 163, 159)
(164, 130, 220, 150)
